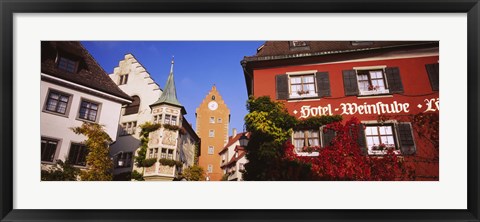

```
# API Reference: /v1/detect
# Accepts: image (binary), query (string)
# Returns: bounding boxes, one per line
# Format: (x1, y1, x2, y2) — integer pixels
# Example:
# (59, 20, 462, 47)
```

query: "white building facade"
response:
(41, 41, 132, 171)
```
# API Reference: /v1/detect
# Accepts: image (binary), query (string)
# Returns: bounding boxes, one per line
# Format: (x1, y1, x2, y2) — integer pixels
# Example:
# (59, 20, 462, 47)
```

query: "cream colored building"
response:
(109, 55, 199, 181)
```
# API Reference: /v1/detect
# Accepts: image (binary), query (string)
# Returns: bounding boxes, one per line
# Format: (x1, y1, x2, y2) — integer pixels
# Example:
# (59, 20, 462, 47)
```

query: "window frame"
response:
(67, 142, 88, 167)
(209, 129, 215, 137)
(208, 146, 214, 155)
(292, 129, 321, 155)
(118, 74, 129, 85)
(77, 98, 101, 123)
(41, 137, 60, 163)
(120, 121, 137, 136)
(353, 66, 390, 96)
(288, 73, 318, 99)
(362, 122, 401, 156)
(43, 89, 72, 117)
(57, 56, 79, 73)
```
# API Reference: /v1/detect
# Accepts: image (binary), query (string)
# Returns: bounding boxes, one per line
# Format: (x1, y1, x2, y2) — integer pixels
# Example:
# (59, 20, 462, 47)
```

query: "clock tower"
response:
(196, 85, 230, 181)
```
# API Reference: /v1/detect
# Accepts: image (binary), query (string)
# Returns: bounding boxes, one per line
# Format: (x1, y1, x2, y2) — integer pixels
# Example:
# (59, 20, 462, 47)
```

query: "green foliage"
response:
(41, 160, 80, 181)
(163, 123, 180, 131)
(71, 122, 113, 181)
(142, 158, 157, 167)
(182, 165, 205, 181)
(243, 96, 342, 181)
(135, 122, 161, 168)
(159, 158, 183, 168)
(131, 170, 144, 181)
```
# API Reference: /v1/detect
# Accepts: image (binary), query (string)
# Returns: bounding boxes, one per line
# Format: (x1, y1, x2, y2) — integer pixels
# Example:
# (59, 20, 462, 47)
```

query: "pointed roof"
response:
(150, 58, 186, 114)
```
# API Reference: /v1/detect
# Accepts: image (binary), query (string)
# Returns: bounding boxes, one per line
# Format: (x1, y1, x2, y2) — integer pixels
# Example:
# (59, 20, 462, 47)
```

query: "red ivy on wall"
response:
(284, 117, 413, 181)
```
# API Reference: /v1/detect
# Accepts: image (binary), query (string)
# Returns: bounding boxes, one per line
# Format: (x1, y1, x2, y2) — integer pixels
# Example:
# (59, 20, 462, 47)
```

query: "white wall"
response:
(108, 54, 162, 174)
(40, 79, 123, 165)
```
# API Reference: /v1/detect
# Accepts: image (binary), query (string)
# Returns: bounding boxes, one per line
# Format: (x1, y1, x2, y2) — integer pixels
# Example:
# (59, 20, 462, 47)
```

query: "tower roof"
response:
(150, 58, 186, 114)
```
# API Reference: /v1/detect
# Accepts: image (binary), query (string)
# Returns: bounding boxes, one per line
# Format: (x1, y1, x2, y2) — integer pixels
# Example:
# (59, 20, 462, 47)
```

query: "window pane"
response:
(303, 76, 314, 83)
(291, 77, 301, 84)
(372, 137, 380, 145)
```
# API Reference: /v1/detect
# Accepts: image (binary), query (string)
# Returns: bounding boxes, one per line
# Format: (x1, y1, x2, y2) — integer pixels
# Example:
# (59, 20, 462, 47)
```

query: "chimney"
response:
(232, 128, 237, 137)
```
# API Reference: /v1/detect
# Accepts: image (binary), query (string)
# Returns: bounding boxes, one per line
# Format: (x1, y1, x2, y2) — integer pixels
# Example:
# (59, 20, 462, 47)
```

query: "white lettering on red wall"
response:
(297, 97, 439, 119)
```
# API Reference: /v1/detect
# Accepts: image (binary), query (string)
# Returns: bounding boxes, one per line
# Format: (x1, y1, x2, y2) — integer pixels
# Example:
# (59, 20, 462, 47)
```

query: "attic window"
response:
(351, 41, 374, 46)
(289, 41, 310, 51)
(57, 56, 78, 73)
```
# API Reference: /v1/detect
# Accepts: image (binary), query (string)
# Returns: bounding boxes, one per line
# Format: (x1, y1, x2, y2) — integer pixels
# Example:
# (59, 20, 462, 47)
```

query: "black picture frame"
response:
(1, 0, 479, 221)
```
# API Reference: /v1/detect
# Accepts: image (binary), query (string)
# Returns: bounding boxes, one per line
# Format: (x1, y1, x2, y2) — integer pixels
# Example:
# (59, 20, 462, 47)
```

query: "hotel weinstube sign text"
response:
(295, 97, 439, 119)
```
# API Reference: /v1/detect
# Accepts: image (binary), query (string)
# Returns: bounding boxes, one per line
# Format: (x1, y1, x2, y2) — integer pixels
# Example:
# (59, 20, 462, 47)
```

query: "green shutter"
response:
(357, 124, 367, 155)
(385, 67, 404, 94)
(315, 72, 331, 98)
(425, 63, 439, 91)
(398, 123, 416, 155)
(342, 70, 359, 96)
(275, 74, 289, 100)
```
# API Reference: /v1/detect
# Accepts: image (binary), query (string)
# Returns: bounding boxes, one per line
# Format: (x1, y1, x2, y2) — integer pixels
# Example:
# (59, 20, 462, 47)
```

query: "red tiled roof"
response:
(245, 41, 437, 59)
(41, 41, 132, 102)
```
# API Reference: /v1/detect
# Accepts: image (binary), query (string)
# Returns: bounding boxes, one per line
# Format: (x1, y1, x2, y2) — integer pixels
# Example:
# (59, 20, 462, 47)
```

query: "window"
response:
(289, 74, 317, 97)
(168, 149, 174, 159)
(148, 148, 158, 159)
(239, 163, 245, 171)
(58, 56, 78, 73)
(115, 152, 132, 168)
(164, 114, 178, 125)
(41, 138, 58, 162)
(119, 74, 129, 85)
(209, 130, 215, 137)
(160, 148, 167, 159)
(208, 146, 214, 155)
(293, 130, 320, 152)
(217, 118, 222, 123)
(364, 125, 396, 155)
(425, 63, 439, 91)
(207, 164, 213, 173)
(351, 41, 373, 46)
(160, 148, 174, 159)
(343, 67, 403, 96)
(124, 96, 140, 115)
(120, 121, 137, 136)
(276, 72, 330, 100)
(210, 117, 215, 123)
(45, 90, 70, 115)
(78, 100, 99, 122)
(291, 41, 307, 47)
(356, 69, 389, 95)
(153, 114, 162, 124)
(68, 143, 88, 166)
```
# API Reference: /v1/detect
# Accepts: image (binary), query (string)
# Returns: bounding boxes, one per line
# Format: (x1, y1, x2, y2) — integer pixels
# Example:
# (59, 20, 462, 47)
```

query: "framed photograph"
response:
(1, 0, 479, 221)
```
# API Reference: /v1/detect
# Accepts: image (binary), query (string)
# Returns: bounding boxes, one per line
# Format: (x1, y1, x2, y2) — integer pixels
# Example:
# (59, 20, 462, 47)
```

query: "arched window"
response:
(124, 96, 140, 115)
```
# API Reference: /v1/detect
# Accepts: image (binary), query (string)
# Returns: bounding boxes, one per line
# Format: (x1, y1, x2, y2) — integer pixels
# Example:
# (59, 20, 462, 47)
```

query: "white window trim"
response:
(287, 73, 319, 99)
(361, 120, 402, 156)
(353, 66, 390, 96)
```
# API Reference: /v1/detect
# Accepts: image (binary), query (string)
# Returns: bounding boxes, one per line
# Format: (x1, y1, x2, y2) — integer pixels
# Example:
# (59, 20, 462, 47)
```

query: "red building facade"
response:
(242, 41, 439, 180)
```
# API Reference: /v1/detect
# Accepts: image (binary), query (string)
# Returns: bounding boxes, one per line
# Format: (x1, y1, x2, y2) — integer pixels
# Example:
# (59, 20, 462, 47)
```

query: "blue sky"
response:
(82, 41, 264, 135)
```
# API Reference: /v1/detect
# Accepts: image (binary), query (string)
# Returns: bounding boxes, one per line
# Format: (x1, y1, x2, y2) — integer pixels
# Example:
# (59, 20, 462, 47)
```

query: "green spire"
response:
(151, 57, 185, 113)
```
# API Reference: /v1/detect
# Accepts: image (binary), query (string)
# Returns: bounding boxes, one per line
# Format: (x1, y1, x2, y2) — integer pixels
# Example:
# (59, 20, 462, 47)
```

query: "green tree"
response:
(243, 96, 342, 181)
(71, 122, 113, 181)
(41, 160, 80, 181)
(182, 165, 205, 181)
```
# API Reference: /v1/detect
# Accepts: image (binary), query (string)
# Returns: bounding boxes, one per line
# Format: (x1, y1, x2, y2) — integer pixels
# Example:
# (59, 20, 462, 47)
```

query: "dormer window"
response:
(57, 56, 78, 73)
(289, 41, 310, 51)
(291, 41, 307, 47)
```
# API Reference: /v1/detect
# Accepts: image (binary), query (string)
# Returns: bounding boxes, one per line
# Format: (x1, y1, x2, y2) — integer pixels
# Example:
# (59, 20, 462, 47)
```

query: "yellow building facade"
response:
(196, 86, 230, 181)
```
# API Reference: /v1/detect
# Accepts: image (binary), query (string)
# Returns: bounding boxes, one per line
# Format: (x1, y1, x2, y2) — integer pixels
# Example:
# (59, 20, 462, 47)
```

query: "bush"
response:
(131, 170, 144, 181)
(159, 158, 183, 168)
(142, 158, 157, 167)
(41, 160, 80, 181)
